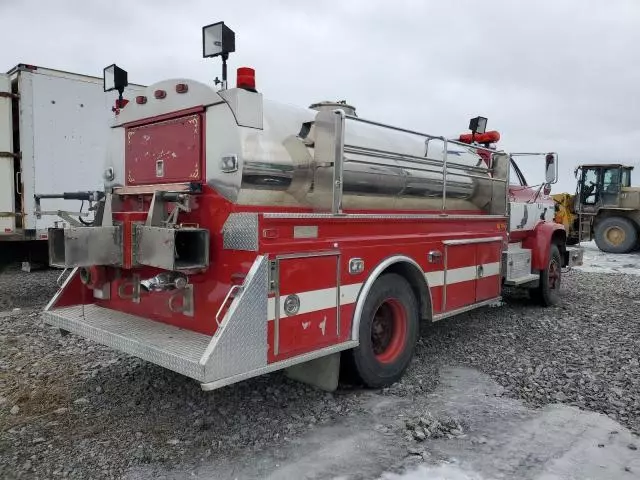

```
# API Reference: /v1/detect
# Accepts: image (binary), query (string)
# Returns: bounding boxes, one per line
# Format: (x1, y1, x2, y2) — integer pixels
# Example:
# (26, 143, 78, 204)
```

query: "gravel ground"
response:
(0, 267, 639, 479)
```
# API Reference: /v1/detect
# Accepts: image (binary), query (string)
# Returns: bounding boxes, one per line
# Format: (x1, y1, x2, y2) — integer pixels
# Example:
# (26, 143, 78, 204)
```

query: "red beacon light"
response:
(458, 130, 501, 145)
(236, 67, 257, 92)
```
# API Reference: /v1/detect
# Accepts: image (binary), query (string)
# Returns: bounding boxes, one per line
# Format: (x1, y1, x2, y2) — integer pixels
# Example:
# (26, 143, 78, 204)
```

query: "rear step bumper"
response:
(43, 304, 210, 381)
(43, 255, 271, 386)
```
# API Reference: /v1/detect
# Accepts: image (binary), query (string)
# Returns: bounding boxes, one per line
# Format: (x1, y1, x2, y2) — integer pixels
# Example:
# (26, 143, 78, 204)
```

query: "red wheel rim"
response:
(371, 298, 408, 364)
(548, 258, 560, 290)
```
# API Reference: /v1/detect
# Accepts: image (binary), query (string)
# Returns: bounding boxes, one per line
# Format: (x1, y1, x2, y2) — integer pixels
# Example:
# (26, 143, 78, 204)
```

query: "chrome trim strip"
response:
(443, 236, 504, 246)
(274, 250, 340, 260)
(262, 213, 507, 220)
(432, 297, 502, 322)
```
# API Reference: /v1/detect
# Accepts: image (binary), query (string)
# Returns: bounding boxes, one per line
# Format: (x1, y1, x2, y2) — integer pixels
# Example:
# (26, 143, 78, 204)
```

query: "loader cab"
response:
(576, 164, 633, 212)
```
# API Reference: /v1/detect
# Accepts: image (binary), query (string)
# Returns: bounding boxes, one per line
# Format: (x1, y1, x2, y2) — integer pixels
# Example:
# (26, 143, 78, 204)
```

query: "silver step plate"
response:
(503, 273, 539, 286)
(43, 304, 209, 381)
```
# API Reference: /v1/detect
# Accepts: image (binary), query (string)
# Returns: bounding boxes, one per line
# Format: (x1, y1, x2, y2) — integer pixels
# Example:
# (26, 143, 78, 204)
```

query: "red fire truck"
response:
(43, 22, 583, 391)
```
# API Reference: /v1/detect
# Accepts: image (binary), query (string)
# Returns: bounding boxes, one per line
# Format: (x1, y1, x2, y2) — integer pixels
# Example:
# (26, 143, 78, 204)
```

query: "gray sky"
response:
(2, 0, 639, 192)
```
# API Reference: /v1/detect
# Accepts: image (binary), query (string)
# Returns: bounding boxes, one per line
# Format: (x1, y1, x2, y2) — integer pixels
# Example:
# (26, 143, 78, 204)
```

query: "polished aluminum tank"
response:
(207, 97, 498, 212)
(104, 80, 505, 212)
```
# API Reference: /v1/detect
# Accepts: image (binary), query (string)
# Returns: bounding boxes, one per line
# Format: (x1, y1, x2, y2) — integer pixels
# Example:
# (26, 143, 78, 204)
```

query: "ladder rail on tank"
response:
(324, 110, 509, 215)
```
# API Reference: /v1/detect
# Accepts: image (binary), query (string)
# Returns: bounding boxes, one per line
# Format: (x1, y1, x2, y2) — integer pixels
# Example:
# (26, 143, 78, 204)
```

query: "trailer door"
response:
(0, 74, 16, 233)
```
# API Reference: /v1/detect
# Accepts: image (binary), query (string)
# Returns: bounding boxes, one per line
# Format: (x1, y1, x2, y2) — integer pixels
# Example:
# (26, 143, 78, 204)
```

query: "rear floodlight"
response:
(103, 64, 128, 94)
(202, 21, 235, 58)
(469, 116, 488, 135)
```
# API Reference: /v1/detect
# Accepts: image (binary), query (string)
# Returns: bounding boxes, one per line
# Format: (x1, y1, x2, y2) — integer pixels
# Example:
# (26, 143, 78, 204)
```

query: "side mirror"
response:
(545, 153, 558, 184)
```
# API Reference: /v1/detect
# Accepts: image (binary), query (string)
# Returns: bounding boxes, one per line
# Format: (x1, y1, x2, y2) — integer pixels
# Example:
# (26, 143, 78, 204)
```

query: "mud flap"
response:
(285, 352, 341, 392)
(565, 246, 584, 267)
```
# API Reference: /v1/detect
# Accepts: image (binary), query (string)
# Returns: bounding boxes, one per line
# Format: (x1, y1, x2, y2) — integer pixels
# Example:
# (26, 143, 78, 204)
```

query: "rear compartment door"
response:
(271, 253, 340, 361)
(475, 239, 503, 302)
(125, 112, 204, 185)
(0, 74, 16, 233)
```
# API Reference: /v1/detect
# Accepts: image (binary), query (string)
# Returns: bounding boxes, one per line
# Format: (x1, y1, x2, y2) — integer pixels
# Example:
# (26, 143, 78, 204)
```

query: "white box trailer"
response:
(0, 64, 143, 268)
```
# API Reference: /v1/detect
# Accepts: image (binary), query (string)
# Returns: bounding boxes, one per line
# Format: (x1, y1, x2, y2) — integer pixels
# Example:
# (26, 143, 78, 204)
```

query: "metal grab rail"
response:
(332, 110, 346, 215)
(342, 158, 506, 183)
(215, 284, 242, 327)
(442, 137, 448, 210)
(343, 144, 491, 175)
(325, 110, 509, 216)
(345, 115, 502, 154)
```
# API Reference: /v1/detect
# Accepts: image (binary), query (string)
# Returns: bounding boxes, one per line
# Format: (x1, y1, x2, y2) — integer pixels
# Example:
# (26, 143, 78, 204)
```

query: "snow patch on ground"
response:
(379, 464, 485, 480)
(574, 241, 640, 275)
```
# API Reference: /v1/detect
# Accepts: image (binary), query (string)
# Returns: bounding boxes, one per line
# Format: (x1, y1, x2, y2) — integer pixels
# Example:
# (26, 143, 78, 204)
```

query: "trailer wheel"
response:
(594, 217, 637, 253)
(531, 244, 561, 307)
(346, 273, 419, 388)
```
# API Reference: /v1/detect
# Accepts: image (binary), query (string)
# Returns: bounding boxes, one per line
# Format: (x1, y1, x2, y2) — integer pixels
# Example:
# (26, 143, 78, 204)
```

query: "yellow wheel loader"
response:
(553, 164, 640, 253)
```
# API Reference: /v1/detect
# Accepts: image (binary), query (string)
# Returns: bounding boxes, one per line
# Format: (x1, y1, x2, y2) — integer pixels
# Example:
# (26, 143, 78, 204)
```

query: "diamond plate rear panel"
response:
(502, 249, 532, 281)
(43, 304, 208, 380)
(201, 255, 268, 382)
(222, 213, 259, 251)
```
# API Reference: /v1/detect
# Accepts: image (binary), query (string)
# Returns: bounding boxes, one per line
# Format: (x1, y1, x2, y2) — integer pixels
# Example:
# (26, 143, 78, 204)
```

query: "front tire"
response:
(594, 217, 637, 253)
(345, 273, 419, 388)
(531, 244, 562, 307)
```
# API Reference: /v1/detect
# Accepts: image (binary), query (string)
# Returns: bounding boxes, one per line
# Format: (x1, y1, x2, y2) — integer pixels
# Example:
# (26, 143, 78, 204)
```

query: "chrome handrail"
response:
(215, 285, 242, 327)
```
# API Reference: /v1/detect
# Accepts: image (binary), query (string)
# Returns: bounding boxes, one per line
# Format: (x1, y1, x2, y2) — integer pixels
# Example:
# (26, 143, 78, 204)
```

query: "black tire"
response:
(344, 273, 419, 388)
(531, 244, 562, 307)
(594, 217, 637, 254)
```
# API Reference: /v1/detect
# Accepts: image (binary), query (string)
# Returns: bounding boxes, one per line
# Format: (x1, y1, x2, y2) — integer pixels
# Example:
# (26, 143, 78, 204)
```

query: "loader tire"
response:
(594, 217, 637, 254)
(531, 244, 561, 307)
(344, 273, 419, 389)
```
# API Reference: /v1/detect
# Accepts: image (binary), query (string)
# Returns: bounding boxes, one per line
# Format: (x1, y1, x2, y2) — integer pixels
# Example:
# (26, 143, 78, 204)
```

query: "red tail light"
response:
(136, 95, 147, 104)
(154, 89, 167, 99)
(175, 83, 188, 93)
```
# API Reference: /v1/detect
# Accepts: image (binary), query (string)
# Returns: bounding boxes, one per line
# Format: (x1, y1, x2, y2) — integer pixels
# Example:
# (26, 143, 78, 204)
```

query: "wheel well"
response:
(551, 229, 566, 258)
(350, 256, 433, 342)
(383, 262, 432, 321)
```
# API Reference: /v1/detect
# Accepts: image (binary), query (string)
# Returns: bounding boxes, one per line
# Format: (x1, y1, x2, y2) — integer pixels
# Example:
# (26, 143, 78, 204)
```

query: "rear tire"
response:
(594, 217, 637, 253)
(531, 244, 562, 307)
(345, 273, 419, 389)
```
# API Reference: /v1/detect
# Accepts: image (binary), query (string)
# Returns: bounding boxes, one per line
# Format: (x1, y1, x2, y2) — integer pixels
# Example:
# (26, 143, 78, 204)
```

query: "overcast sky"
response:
(2, 0, 639, 192)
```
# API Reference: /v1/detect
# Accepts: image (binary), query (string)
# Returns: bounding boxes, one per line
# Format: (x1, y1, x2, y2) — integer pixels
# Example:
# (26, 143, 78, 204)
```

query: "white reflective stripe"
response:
(425, 262, 501, 287)
(263, 261, 503, 321)
(267, 283, 363, 321)
(481, 262, 501, 277)
(425, 270, 444, 286)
